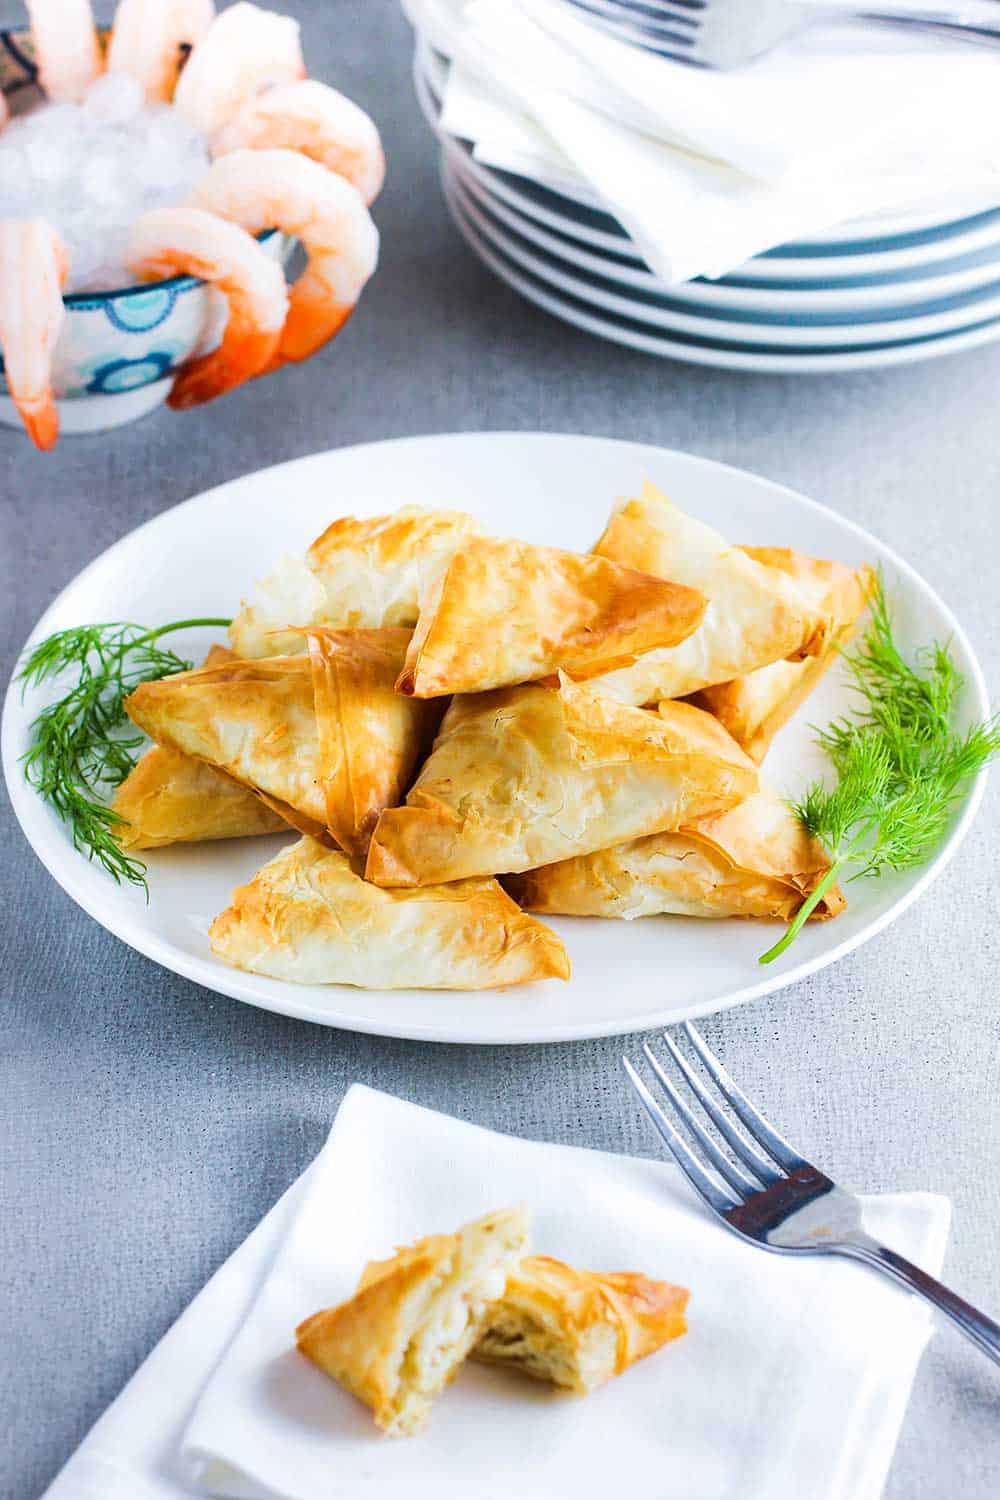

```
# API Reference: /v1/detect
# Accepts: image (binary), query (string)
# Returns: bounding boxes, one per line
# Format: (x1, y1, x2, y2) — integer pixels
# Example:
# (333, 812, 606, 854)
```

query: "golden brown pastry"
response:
(588, 482, 830, 705)
(365, 678, 757, 888)
(209, 837, 571, 989)
(112, 645, 286, 849)
(296, 1207, 529, 1436)
(124, 631, 438, 853)
(304, 628, 443, 855)
(472, 1255, 689, 1394)
(229, 506, 483, 658)
(689, 549, 873, 763)
(125, 653, 328, 836)
(111, 745, 288, 850)
(509, 784, 844, 922)
(396, 535, 705, 697)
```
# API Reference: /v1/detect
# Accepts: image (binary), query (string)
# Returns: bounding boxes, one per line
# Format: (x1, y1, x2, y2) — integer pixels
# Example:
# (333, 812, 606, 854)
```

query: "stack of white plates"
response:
(412, 40, 1000, 373)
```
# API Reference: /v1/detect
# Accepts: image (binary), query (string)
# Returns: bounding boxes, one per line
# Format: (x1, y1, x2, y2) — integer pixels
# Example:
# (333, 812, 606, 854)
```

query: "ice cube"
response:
(85, 71, 146, 124)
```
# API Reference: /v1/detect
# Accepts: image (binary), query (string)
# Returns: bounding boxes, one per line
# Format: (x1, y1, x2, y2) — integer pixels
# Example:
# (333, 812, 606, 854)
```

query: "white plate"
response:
(443, 180, 1000, 370)
(448, 143, 1000, 318)
(414, 40, 1000, 284)
(3, 436, 990, 1044)
(444, 161, 1000, 350)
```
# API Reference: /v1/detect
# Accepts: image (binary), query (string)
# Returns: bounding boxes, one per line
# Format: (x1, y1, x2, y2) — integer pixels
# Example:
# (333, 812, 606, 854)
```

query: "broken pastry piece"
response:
(473, 1255, 689, 1394)
(209, 837, 570, 989)
(689, 549, 873, 764)
(509, 784, 844, 923)
(588, 482, 831, 705)
(228, 506, 483, 658)
(396, 535, 705, 697)
(296, 1207, 529, 1435)
(365, 679, 757, 888)
(124, 630, 439, 853)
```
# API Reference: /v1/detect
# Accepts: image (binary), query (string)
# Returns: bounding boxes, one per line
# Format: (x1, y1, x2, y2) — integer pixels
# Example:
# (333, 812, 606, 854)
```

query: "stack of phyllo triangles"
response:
(118, 487, 870, 991)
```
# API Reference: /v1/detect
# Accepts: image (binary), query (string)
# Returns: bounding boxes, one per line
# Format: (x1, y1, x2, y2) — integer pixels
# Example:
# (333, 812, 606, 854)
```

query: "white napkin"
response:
(509, 0, 1000, 182)
(409, 0, 1000, 282)
(43, 1085, 951, 1500)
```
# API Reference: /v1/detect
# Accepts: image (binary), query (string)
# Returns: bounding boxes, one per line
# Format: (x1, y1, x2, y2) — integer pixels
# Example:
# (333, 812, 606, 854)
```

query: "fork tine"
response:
(641, 1042, 759, 1197)
(659, 1031, 784, 1185)
(683, 1023, 807, 1172)
(622, 1057, 738, 1215)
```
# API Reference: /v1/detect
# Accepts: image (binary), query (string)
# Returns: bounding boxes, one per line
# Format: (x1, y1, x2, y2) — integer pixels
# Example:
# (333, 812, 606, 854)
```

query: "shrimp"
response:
(174, 2, 305, 140)
(127, 205, 288, 409)
(24, 0, 104, 104)
(106, 0, 215, 104)
(213, 79, 385, 207)
(190, 149, 378, 367)
(0, 220, 68, 451)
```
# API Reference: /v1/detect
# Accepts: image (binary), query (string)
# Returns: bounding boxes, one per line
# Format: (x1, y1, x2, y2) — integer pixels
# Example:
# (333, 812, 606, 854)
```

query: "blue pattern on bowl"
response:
(86, 351, 177, 395)
(102, 287, 180, 332)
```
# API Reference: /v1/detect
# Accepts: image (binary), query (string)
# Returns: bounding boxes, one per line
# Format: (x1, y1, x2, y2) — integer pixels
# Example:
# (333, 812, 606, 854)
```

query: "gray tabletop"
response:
(2, 3, 999, 1496)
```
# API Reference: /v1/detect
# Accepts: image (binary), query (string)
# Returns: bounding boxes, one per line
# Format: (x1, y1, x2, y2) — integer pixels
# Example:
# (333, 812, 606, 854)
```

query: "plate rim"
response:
(446, 142, 1000, 318)
(3, 433, 991, 1044)
(441, 167, 1000, 373)
(445, 163, 1000, 349)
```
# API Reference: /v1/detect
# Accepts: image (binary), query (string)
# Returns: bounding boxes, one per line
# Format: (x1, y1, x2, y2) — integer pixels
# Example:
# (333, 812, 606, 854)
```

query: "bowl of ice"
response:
(0, 28, 284, 436)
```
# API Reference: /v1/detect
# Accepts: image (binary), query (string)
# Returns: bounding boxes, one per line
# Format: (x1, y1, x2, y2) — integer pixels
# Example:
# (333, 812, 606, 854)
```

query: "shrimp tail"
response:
(20, 395, 60, 451)
(271, 292, 354, 367)
(168, 323, 281, 407)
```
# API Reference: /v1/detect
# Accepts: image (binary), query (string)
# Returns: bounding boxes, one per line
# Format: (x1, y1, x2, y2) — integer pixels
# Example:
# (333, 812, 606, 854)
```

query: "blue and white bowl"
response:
(0, 25, 284, 436)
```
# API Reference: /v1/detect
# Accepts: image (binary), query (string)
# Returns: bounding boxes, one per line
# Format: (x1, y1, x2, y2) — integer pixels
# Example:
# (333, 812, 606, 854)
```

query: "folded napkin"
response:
(409, 0, 1000, 282)
(44, 1085, 950, 1500)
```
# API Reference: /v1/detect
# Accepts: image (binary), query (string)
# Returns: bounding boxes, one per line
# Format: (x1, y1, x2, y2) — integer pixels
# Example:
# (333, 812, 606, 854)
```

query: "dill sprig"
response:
(18, 618, 230, 891)
(759, 574, 999, 964)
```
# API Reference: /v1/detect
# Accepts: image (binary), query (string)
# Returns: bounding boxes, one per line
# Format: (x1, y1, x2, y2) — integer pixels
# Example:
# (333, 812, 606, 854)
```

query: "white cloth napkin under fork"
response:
(43, 1085, 951, 1500)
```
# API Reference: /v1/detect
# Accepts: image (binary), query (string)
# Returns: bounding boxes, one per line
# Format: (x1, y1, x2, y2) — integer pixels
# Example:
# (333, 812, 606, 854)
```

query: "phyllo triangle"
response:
(508, 783, 844, 923)
(396, 535, 706, 697)
(111, 745, 287, 850)
(304, 627, 442, 855)
(689, 549, 873, 763)
(365, 678, 757, 888)
(124, 630, 439, 853)
(473, 1255, 688, 1394)
(589, 482, 830, 705)
(297, 1207, 528, 1436)
(112, 645, 286, 849)
(229, 506, 483, 658)
(208, 837, 570, 989)
(125, 653, 328, 837)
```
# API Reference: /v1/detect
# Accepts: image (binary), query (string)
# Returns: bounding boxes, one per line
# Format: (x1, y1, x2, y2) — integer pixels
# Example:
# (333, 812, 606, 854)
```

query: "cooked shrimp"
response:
(213, 79, 385, 206)
(127, 205, 288, 408)
(174, 2, 305, 140)
(107, 0, 215, 103)
(0, 219, 68, 450)
(190, 149, 378, 366)
(25, 0, 104, 103)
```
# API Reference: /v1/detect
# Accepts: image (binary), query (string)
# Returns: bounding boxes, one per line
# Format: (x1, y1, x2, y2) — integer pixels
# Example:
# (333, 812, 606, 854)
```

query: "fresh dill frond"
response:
(760, 574, 998, 964)
(19, 618, 231, 891)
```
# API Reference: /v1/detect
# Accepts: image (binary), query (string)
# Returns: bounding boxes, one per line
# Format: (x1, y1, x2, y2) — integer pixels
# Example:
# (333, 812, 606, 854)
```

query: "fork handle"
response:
(835, 1236, 1000, 1366)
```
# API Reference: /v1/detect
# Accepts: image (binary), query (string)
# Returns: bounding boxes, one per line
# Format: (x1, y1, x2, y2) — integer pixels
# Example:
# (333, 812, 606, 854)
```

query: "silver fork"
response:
(624, 1023, 1000, 1365)
(556, 0, 1000, 66)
